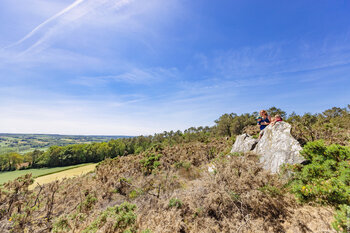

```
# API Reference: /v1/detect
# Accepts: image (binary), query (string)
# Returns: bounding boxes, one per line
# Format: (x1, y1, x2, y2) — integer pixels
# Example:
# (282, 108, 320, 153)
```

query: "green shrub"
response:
(141, 230, 153, 233)
(140, 153, 162, 175)
(258, 184, 282, 197)
(52, 216, 71, 232)
(174, 161, 191, 170)
(78, 194, 97, 212)
(168, 198, 182, 209)
(83, 202, 137, 233)
(10, 212, 28, 233)
(288, 141, 350, 206)
(281, 139, 350, 233)
(332, 204, 350, 233)
(287, 141, 350, 232)
(129, 189, 143, 199)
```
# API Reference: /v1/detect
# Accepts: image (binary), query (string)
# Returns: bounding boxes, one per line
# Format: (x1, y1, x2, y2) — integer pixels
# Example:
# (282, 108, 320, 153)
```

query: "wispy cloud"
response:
(5, 0, 134, 55)
(193, 36, 350, 85)
(72, 67, 179, 87)
(4, 0, 85, 50)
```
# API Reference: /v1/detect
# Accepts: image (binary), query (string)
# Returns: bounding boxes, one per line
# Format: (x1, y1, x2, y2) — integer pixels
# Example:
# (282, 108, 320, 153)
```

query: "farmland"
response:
(0, 163, 96, 185)
(0, 133, 130, 154)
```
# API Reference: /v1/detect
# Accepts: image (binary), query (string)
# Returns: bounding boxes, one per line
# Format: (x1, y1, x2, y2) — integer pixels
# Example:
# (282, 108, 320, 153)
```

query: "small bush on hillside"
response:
(140, 153, 162, 175)
(288, 141, 350, 205)
(52, 216, 71, 233)
(286, 141, 350, 232)
(173, 161, 191, 170)
(78, 193, 97, 213)
(258, 184, 283, 197)
(83, 202, 137, 233)
(129, 188, 143, 199)
(168, 198, 183, 209)
(332, 204, 350, 233)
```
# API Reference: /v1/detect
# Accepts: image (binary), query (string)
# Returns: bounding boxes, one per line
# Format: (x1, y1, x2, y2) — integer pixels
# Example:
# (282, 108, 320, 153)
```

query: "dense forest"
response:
(0, 105, 349, 171)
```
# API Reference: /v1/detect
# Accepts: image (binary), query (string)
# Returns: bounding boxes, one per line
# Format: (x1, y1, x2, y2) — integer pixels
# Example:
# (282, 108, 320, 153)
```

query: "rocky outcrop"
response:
(254, 121, 305, 173)
(231, 133, 258, 153)
(231, 122, 305, 173)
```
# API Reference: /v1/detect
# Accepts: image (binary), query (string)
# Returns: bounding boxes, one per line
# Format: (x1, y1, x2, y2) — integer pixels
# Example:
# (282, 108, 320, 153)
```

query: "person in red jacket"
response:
(271, 114, 283, 126)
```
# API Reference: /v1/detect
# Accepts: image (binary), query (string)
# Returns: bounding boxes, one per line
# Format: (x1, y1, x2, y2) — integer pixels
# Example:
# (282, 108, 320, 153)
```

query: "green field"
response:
(0, 163, 95, 185)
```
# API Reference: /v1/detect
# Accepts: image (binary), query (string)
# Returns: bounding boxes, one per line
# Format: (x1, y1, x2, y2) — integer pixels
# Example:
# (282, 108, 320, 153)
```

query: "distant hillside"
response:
(0, 133, 132, 154)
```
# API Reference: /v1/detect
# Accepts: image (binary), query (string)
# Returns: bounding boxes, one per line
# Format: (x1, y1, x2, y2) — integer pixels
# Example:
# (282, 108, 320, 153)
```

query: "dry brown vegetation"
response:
(0, 138, 335, 232)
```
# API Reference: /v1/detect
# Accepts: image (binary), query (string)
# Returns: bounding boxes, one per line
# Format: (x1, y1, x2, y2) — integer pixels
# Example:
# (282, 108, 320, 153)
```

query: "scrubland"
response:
(0, 106, 349, 232)
(0, 138, 341, 232)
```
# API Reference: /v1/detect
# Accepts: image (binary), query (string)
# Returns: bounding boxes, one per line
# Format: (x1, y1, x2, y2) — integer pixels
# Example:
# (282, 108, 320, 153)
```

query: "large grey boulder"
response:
(231, 133, 258, 153)
(230, 122, 305, 173)
(253, 121, 305, 173)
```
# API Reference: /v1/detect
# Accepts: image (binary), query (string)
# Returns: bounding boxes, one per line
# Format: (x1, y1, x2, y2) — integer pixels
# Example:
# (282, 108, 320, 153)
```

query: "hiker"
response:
(257, 110, 271, 139)
(271, 114, 283, 126)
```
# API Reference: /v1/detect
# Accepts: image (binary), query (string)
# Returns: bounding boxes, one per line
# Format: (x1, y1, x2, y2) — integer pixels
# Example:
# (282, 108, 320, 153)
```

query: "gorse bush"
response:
(173, 160, 191, 170)
(332, 204, 350, 233)
(287, 140, 350, 232)
(78, 193, 97, 213)
(83, 202, 137, 233)
(168, 198, 183, 209)
(140, 153, 162, 175)
(52, 216, 71, 233)
(289, 140, 350, 205)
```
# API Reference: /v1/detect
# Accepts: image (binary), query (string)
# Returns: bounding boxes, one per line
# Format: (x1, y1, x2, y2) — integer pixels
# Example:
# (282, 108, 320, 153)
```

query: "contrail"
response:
(2, 0, 133, 54)
(3, 0, 85, 49)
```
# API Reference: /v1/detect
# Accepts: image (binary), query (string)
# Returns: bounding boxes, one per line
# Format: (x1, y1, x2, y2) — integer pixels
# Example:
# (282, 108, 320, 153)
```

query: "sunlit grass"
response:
(30, 163, 97, 189)
(0, 163, 96, 185)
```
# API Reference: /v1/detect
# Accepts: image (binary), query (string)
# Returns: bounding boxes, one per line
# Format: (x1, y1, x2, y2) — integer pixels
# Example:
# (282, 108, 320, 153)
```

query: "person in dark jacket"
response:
(257, 110, 271, 139)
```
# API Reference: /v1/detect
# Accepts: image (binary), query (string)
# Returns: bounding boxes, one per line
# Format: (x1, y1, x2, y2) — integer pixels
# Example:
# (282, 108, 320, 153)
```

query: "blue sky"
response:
(0, 0, 349, 135)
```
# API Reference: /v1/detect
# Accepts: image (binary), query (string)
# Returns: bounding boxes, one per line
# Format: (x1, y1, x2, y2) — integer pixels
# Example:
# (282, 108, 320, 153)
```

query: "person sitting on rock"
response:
(271, 114, 283, 126)
(257, 110, 271, 139)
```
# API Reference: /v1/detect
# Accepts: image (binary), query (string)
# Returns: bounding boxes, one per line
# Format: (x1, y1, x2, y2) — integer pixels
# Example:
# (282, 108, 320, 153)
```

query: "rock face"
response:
(231, 122, 305, 173)
(253, 121, 305, 173)
(231, 133, 258, 153)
